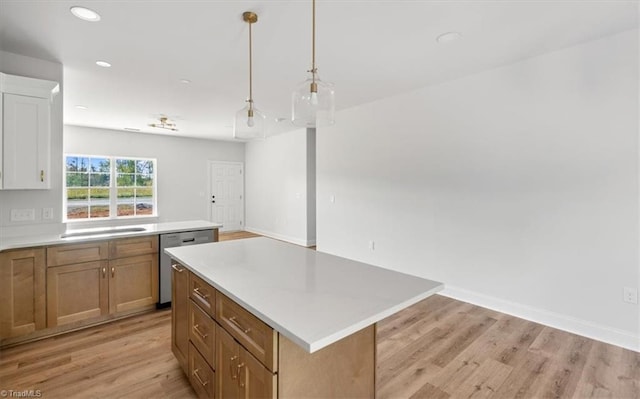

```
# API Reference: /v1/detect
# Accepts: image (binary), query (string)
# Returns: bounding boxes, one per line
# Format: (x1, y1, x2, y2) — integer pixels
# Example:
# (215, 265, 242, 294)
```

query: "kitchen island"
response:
(166, 237, 443, 398)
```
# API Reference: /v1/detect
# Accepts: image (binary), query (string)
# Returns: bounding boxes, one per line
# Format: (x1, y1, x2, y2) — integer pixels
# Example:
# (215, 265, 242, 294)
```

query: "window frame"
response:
(63, 154, 158, 223)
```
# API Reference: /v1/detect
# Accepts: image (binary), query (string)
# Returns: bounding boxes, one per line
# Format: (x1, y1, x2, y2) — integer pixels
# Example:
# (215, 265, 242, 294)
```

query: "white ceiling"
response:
(0, 0, 637, 141)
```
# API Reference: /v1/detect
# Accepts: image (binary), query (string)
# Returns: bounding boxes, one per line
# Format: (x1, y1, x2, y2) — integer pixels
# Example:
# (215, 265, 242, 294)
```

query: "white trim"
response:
(441, 285, 640, 352)
(245, 226, 315, 248)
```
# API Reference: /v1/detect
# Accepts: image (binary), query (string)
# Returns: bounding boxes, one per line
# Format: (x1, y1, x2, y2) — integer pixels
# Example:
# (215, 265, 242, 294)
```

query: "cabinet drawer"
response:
(189, 299, 215, 369)
(190, 273, 215, 318)
(189, 342, 215, 399)
(109, 236, 158, 259)
(216, 292, 278, 372)
(47, 242, 108, 267)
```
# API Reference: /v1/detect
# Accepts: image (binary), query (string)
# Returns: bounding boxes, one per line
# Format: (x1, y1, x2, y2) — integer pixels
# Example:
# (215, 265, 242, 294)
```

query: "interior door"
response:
(209, 161, 244, 232)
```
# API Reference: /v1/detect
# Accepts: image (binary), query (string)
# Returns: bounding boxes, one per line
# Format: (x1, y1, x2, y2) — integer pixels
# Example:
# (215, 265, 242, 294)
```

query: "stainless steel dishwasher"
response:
(158, 229, 215, 307)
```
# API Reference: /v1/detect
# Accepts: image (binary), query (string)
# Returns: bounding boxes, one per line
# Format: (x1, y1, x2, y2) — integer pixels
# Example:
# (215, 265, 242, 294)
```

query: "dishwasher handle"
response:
(182, 238, 196, 243)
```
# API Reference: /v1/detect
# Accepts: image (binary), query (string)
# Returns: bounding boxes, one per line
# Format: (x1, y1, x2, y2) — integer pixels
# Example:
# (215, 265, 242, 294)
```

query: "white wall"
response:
(64, 125, 244, 226)
(317, 30, 639, 351)
(245, 128, 313, 246)
(0, 51, 64, 236)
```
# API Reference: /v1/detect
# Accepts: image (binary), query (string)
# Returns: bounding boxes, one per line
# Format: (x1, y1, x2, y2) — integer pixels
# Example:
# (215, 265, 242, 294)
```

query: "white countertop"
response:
(166, 237, 443, 353)
(0, 220, 222, 252)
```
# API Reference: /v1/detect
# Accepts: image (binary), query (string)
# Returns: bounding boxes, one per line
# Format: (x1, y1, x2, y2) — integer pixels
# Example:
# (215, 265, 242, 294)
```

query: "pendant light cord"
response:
(312, 0, 316, 74)
(249, 19, 254, 110)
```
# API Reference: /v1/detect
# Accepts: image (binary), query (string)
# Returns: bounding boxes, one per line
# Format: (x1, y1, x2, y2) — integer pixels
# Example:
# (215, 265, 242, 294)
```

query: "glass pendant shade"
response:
(292, 72, 335, 127)
(233, 103, 266, 140)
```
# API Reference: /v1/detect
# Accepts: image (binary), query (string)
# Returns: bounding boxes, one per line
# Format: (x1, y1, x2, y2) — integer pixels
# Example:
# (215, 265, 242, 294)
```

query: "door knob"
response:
(212, 195, 215, 199)
(211, 200, 216, 203)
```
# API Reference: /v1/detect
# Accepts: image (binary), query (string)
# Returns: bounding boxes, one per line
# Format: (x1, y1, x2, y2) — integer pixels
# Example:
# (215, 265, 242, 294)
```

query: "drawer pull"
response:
(192, 368, 208, 387)
(228, 316, 251, 334)
(193, 324, 208, 340)
(230, 355, 238, 380)
(102, 267, 106, 278)
(111, 267, 115, 277)
(171, 264, 185, 273)
(237, 362, 246, 387)
(193, 287, 209, 300)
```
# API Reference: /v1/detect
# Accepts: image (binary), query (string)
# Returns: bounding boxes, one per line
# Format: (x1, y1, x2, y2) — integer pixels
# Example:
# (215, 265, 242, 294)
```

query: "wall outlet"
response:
(624, 287, 638, 304)
(11, 208, 35, 221)
(42, 207, 53, 220)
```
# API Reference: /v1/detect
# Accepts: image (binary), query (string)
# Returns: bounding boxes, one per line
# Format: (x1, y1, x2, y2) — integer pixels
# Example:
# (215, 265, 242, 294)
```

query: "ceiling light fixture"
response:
(436, 31, 462, 44)
(75, 105, 88, 110)
(233, 11, 266, 140)
(148, 116, 178, 131)
(179, 79, 191, 84)
(96, 60, 111, 68)
(70, 6, 101, 22)
(292, 0, 335, 128)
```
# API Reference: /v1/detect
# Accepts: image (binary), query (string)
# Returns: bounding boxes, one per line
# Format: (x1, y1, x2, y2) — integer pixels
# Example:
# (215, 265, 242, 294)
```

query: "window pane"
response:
(67, 205, 88, 219)
(67, 188, 88, 200)
(137, 174, 153, 187)
(66, 172, 88, 187)
(89, 205, 109, 218)
(90, 158, 110, 173)
(75, 157, 89, 172)
(136, 160, 153, 174)
(117, 187, 134, 199)
(117, 174, 135, 187)
(90, 173, 110, 187)
(66, 156, 80, 172)
(116, 159, 135, 173)
(117, 204, 134, 216)
(90, 188, 109, 200)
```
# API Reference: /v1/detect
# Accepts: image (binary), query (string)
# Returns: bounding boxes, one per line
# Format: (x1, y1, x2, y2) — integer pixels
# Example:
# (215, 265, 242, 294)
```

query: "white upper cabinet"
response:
(0, 72, 59, 190)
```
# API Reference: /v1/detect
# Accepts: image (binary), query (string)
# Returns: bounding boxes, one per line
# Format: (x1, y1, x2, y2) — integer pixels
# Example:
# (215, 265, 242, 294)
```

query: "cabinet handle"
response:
(171, 264, 185, 273)
(40, 170, 44, 182)
(229, 355, 238, 380)
(192, 368, 208, 387)
(237, 362, 245, 387)
(111, 267, 115, 277)
(193, 324, 208, 340)
(193, 287, 209, 300)
(102, 267, 106, 278)
(228, 316, 251, 334)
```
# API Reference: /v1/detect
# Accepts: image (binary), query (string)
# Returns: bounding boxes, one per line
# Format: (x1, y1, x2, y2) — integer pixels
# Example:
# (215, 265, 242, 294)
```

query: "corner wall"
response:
(317, 30, 639, 350)
(0, 51, 64, 236)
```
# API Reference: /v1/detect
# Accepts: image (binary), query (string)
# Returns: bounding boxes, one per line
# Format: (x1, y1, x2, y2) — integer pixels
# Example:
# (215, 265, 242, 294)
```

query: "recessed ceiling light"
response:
(96, 60, 111, 68)
(124, 127, 141, 132)
(179, 79, 191, 84)
(436, 31, 462, 44)
(70, 6, 101, 22)
(75, 105, 88, 110)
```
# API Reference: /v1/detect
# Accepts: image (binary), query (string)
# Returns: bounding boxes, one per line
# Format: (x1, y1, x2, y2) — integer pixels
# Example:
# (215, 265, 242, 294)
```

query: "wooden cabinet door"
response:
(0, 248, 46, 339)
(172, 262, 189, 373)
(217, 325, 240, 399)
(109, 253, 158, 314)
(47, 260, 109, 327)
(239, 346, 276, 399)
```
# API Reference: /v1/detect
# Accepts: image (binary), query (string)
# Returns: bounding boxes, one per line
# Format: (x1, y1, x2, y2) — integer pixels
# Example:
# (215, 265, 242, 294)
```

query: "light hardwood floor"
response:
(1, 231, 638, 398)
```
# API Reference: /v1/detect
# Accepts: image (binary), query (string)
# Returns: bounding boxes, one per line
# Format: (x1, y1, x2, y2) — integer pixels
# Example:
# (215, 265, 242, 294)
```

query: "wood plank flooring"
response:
(1, 231, 638, 398)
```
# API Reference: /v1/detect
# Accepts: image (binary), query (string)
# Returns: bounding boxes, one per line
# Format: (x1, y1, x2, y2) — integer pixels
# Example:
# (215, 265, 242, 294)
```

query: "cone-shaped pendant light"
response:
(234, 11, 266, 140)
(292, 0, 335, 127)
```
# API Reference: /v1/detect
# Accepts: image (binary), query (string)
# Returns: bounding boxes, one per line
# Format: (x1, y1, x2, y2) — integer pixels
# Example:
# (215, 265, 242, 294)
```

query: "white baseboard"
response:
(244, 227, 315, 247)
(441, 285, 639, 353)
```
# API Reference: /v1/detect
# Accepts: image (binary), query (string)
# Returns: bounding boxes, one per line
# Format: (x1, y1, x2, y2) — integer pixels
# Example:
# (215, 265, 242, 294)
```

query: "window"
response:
(64, 155, 156, 221)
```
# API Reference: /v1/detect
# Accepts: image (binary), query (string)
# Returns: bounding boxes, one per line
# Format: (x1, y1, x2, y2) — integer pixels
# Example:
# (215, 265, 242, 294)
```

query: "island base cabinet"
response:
(172, 262, 190, 373)
(189, 342, 215, 399)
(278, 325, 375, 398)
(0, 248, 46, 339)
(217, 325, 276, 399)
(47, 260, 109, 327)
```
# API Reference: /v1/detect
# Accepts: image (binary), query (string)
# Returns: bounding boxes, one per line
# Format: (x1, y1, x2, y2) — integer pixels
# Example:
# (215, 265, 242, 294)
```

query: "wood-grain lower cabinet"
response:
(0, 248, 46, 339)
(109, 253, 158, 314)
(172, 262, 190, 373)
(47, 260, 109, 327)
(216, 325, 276, 399)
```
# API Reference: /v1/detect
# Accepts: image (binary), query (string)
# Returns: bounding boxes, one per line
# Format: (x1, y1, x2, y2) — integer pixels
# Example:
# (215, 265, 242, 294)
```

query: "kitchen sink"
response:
(60, 226, 147, 238)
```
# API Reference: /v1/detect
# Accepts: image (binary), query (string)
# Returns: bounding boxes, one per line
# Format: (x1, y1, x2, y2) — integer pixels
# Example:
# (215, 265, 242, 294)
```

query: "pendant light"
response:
(234, 11, 266, 140)
(292, 0, 335, 127)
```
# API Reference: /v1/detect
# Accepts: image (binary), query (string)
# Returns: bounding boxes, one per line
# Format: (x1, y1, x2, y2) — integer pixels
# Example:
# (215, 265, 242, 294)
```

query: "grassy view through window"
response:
(65, 155, 156, 220)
